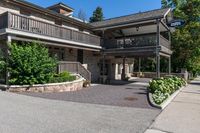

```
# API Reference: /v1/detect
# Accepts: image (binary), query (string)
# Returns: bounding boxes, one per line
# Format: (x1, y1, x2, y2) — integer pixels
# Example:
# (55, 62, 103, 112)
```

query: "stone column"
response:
(121, 57, 126, 80)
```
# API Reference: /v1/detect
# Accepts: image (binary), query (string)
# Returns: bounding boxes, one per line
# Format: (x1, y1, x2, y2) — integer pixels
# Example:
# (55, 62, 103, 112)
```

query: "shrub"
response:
(49, 71, 76, 83)
(8, 42, 57, 85)
(148, 76, 186, 105)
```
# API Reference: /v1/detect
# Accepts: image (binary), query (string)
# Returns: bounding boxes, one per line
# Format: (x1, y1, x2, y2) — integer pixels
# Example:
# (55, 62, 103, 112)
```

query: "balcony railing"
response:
(0, 12, 101, 46)
(102, 34, 170, 49)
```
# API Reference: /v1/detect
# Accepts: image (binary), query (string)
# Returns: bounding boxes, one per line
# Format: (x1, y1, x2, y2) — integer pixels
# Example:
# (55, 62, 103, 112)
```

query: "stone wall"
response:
(83, 51, 100, 82)
(7, 78, 84, 93)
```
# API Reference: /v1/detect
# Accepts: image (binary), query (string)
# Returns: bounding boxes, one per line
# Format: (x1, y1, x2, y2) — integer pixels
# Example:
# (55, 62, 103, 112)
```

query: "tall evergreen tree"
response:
(161, 0, 169, 8)
(89, 6, 104, 22)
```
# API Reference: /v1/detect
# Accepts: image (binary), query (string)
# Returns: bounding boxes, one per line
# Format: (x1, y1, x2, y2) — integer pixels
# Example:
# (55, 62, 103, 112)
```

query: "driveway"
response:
(21, 78, 153, 109)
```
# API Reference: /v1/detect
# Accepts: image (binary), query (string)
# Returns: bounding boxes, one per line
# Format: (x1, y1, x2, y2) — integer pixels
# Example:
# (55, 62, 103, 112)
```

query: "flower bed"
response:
(148, 76, 187, 105)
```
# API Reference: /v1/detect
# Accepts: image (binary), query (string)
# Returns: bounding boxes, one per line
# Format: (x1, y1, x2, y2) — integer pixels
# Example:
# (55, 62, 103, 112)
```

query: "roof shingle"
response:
(90, 8, 171, 28)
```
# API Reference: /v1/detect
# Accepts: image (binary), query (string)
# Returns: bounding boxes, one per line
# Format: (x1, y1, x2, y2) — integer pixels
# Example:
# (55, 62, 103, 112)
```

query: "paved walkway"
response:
(0, 91, 159, 133)
(21, 78, 153, 109)
(145, 77, 200, 133)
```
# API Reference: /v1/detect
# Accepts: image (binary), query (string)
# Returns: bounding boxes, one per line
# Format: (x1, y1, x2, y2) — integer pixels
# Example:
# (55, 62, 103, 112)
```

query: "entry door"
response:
(77, 49, 83, 64)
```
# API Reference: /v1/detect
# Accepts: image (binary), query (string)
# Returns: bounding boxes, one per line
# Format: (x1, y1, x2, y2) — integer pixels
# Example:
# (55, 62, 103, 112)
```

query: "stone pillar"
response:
(121, 57, 126, 80)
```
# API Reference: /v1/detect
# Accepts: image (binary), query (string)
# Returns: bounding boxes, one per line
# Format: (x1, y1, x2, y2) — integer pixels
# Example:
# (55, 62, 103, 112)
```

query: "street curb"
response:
(148, 85, 187, 110)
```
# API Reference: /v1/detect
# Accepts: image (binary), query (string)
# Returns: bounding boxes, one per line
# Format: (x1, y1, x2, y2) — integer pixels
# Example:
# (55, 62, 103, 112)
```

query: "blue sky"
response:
(27, 0, 162, 20)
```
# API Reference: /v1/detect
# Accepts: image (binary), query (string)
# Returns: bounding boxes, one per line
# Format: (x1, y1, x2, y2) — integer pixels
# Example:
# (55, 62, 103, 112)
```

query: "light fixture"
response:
(136, 26, 140, 31)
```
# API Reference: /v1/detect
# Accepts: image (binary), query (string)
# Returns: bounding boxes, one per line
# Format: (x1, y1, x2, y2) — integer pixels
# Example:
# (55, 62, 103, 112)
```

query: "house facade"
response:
(0, 0, 173, 84)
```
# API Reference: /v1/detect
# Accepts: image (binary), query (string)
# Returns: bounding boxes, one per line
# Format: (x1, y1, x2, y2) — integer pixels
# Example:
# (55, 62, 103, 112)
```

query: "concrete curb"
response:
(148, 85, 187, 110)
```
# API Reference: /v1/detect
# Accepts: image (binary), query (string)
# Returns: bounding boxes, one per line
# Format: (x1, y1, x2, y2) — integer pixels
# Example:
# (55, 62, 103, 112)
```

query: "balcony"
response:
(0, 12, 101, 46)
(103, 34, 170, 49)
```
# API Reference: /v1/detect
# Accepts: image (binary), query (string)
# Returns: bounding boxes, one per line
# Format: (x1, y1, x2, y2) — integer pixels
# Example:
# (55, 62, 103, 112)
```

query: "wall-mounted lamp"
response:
(136, 26, 140, 31)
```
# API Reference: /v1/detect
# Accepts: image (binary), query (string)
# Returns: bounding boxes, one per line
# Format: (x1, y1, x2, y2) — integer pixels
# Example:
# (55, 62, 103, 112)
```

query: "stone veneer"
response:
(7, 78, 85, 93)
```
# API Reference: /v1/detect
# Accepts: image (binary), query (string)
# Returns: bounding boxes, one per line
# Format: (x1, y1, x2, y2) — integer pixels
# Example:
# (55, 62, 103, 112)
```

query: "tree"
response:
(77, 9, 87, 22)
(169, 0, 200, 75)
(161, 0, 169, 8)
(89, 6, 104, 22)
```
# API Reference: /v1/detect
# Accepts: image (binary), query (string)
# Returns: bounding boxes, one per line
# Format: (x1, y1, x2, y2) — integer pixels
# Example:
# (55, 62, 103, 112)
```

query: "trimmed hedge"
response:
(148, 76, 186, 105)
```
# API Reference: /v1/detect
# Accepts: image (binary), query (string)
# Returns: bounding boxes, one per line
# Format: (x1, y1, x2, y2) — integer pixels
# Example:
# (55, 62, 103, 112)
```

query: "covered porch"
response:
(91, 8, 173, 82)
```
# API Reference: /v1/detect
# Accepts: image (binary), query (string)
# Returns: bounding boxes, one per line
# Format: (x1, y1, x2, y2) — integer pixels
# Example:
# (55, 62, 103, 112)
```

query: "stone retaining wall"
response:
(6, 78, 85, 93)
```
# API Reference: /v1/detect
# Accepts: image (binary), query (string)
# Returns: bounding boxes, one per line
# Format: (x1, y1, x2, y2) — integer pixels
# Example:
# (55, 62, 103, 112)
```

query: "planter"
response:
(148, 85, 186, 110)
(0, 77, 85, 93)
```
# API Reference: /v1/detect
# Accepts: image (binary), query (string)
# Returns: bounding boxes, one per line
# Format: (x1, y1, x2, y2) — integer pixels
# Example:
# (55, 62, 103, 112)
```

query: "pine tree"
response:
(161, 0, 168, 8)
(89, 6, 104, 23)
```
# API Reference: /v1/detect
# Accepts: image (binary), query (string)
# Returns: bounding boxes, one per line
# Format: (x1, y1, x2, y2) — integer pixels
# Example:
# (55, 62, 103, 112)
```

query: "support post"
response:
(102, 54, 105, 84)
(168, 56, 171, 75)
(102, 30, 105, 84)
(138, 57, 141, 73)
(121, 57, 126, 80)
(5, 35, 11, 85)
(156, 19, 161, 78)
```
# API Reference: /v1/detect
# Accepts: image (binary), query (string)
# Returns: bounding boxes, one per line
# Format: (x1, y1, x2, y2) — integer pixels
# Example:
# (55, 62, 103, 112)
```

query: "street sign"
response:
(168, 19, 185, 27)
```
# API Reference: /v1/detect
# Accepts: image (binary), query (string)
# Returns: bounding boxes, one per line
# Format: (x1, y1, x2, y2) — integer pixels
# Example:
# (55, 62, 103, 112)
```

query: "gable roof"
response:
(90, 8, 171, 28)
(47, 2, 74, 11)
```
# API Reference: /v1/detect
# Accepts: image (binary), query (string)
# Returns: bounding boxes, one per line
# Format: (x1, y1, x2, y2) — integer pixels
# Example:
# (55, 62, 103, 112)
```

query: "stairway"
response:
(58, 61, 91, 81)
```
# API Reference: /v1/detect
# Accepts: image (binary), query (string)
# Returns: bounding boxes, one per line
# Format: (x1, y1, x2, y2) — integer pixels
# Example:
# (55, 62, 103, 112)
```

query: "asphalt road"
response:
(0, 91, 160, 133)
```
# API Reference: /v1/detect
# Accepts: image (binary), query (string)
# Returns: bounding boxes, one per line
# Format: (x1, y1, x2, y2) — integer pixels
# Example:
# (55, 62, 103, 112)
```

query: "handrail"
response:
(0, 12, 100, 46)
(58, 61, 91, 81)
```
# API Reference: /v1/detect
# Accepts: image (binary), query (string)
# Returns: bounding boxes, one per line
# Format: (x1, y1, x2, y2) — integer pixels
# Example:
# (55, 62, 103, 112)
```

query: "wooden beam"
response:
(156, 19, 161, 78)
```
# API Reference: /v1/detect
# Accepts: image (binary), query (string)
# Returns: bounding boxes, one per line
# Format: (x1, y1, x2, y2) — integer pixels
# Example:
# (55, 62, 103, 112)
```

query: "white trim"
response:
(5, 28, 102, 49)
(164, 8, 171, 19)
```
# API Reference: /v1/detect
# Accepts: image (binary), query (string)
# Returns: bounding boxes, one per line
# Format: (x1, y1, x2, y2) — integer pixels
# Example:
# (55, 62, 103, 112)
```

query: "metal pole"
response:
(156, 19, 160, 78)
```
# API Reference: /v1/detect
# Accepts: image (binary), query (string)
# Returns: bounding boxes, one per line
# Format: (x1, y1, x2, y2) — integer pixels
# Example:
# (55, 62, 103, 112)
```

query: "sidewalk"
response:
(145, 77, 200, 133)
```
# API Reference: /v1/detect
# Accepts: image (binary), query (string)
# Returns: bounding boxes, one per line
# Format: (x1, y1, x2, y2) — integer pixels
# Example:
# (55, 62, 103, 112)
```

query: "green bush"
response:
(49, 71, 76, 83)
(8, 42, 57, 85)
(148, 76, 186, 105)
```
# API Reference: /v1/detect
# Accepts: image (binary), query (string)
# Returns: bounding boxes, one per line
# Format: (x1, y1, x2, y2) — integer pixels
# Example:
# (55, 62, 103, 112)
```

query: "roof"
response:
(90, 8, 171, 28)
(46, 2, 74, 11)
(8, 0, 92, 29)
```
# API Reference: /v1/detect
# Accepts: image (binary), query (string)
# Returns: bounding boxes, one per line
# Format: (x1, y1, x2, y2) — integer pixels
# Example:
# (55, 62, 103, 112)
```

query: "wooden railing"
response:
(0, 12, 100, 46)
(160, 35, 171, 49)
(103, 34, 170, 49)
(58, 61, 91, 81)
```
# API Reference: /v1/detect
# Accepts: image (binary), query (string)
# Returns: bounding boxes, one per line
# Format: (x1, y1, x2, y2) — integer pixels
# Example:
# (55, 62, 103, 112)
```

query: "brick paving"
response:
(20, 79, 155, 109)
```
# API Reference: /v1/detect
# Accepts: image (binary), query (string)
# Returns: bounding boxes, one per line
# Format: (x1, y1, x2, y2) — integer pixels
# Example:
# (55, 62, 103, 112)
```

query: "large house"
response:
(0, 0, 173, 84)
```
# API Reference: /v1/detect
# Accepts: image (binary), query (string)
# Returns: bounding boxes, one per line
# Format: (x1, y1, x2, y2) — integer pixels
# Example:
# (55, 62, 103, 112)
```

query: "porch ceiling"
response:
(112, 23, 167, 37)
